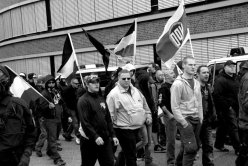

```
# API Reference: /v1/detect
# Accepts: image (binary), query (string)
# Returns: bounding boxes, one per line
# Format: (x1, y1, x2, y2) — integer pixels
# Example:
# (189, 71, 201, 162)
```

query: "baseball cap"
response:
(84, 75, 100, 84)
(122, 63, 135, 71)
(224, 60, 236, 67)
(28, 73, 37, 79)
(19, 72, 26, 77)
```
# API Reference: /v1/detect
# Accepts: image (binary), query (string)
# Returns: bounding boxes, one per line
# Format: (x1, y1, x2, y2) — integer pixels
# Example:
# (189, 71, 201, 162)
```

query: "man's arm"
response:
(196, 83, 203, 123)
(241, 79, 248, 111)
(171, 82, 188, 127)
(106, 94, 117, 122)
(159, 86, 173, 118)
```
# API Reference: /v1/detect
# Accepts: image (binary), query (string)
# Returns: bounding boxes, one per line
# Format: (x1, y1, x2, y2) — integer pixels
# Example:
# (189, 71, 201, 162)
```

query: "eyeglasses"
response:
(122, 78, 131, 81)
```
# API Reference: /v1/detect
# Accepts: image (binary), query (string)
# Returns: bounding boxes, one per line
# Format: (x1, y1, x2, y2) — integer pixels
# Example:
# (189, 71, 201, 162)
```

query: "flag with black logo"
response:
(156, 0, 189, 64)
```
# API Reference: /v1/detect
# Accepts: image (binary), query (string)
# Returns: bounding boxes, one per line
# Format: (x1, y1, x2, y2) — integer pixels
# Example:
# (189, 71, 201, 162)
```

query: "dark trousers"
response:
(44, 119, 61, 161)
(36, 118, 47, 151)
(176, 117, 201, 166)
(200, 123, 214, 166)
(115, 128, 139, 166)
(215, 109, 240, 151)
(0, 147, 23, 166)
(164, 115, 177, 166)
(236, 129, 248, 166)
(80, 137, 114, 166)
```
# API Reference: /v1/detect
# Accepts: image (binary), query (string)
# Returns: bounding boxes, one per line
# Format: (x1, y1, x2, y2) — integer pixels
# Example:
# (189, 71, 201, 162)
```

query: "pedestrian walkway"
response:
(30, 136, 236, 166)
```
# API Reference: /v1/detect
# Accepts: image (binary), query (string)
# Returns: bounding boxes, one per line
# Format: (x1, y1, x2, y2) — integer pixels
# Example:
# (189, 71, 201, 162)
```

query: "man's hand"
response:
(113, 137, 119, 146)
(146, 118, 152, 125)
(182, 122, 189, 128)
(49, 102, 55, 109)
(168, 112, 174, 120)
(68, 117, 72, 123)
(95, 137, 104, 146)
(18, 153, 30, 166)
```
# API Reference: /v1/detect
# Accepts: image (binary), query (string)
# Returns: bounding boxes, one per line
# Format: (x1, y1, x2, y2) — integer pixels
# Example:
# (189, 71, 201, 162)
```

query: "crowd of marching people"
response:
(0, 57, 248, 166)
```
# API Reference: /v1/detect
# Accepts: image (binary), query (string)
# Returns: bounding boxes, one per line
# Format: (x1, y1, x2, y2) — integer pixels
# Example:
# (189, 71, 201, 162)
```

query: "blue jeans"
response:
(176, 117, 201, 166)
(163, 115, 177, 166)
(200, 123, 214, 166)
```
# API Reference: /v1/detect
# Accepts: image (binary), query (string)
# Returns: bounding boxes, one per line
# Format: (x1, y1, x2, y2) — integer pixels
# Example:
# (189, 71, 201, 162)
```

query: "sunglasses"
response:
(122, 78, 131, 81)
(89, 78, 100, 84)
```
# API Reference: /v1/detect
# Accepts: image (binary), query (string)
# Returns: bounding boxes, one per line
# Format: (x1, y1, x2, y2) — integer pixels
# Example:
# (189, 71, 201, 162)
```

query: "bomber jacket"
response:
(171, 75, 203, 127)
(0, 94, 36, 154)
(107, 83, 152, 130)
(213, 71, 239, 115)
(77, 91, 115, 141)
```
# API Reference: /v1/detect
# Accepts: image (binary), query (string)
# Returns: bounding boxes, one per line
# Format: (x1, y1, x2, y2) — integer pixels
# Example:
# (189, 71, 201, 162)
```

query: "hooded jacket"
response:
(37, 75, 58, 119)
(171, 75, 203, 127)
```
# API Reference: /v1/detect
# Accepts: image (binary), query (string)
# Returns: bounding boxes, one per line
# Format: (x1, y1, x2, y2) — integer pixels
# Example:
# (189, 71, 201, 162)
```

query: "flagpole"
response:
(68, 33, 85, 88)
(211, 61, 216, 90)
(132, 18, 137, 65)
(188, 28, 194, 58)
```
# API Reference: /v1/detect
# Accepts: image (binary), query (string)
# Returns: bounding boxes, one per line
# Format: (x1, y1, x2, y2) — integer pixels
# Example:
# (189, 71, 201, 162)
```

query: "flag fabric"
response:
(82, 28, 110, 72)
(57, 34, 78, 81)
(5, 66, 47, 107)
(156, 0, 190, 65)
(114, 20, 136, 57)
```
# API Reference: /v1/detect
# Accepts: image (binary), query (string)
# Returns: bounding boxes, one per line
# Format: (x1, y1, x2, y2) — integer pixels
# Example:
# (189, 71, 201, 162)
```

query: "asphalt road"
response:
(30, 135, 236, 166)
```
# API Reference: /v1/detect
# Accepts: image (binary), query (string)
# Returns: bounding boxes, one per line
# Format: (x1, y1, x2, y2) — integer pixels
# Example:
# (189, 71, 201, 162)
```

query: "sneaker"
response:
(214, 146, 229, 152)
(154, 144, 166, 153)
(62, 133, 73, 142)
(36, 150, 42, 157)
(75, 137, 80, 145)
(57, 146, 63, 151)
(54, 159, 66, 166)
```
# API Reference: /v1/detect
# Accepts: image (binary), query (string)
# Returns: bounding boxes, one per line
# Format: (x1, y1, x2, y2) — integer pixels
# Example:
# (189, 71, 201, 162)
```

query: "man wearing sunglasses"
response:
(61, 77, 81, 144)
(77, 75, 118, 166)
(107, 69, 152, 166)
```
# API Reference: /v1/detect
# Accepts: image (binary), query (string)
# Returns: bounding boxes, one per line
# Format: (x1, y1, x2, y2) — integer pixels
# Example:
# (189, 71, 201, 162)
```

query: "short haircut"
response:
(71, 77, 79, 83)
(182, 56, 195, 65)
(118, 69, 130, 78)
(197, 65, 208, 74)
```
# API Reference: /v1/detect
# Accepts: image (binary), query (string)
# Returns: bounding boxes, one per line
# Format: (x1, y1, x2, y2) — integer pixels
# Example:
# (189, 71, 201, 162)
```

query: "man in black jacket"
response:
(213, 60, 240, 154)
(37, 75, 66, 166)
(0, 65, 36, 166)
(197, 65, 217, 166)
(61, 77, 81, 143)
(77, 75, 118, 166)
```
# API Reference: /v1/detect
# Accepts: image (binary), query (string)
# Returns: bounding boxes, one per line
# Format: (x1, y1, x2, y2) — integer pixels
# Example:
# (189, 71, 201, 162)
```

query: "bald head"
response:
(155, 70, 164, 83)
